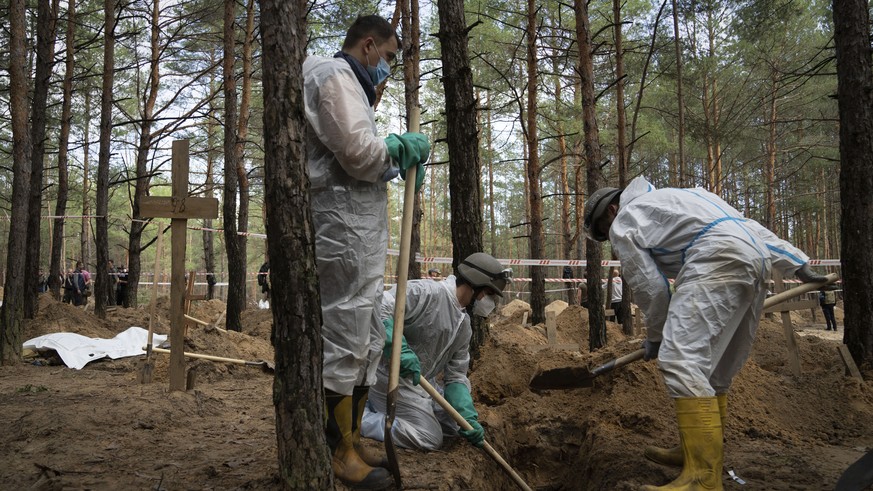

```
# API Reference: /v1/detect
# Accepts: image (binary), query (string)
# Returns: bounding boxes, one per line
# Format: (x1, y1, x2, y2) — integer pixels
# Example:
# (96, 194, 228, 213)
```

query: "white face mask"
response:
(472, 294, 497, 317)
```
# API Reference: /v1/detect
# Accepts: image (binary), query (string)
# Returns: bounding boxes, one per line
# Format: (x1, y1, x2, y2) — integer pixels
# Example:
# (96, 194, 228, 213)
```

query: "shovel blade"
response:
(138, 359, 154, 384)
(529, 366, 595, 391)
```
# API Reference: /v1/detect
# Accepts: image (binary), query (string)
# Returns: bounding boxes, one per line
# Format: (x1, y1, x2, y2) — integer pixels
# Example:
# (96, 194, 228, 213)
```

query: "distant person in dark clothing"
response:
(562, 266, 575, 304)
(37, 272, 49, 293)
(206, 272, 217, 300)
(116, 266, 129, 307)
(63, 269, 75, 304)
(258, 261, 270, 309)
(71, 262, 87, 307)
(819, 287, 838, 331)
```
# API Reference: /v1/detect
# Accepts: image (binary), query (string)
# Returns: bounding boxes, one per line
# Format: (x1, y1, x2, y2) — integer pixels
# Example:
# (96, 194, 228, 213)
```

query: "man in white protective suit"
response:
(361, 253, 511, 451)
(303, 14, 430, 490)
(583, 176, 828, 491)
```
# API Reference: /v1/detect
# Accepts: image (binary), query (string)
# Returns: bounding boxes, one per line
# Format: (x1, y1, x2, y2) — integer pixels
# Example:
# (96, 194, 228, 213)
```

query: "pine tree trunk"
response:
(1, 0, 33, 364)
(94, 0, 117, 319)
(486, 91, 497, 258)
(612, 0, 635, 335)
(223, 0, 244, 331)
(203, 70, 218, 300)
(49, 0, 75, 300)
(524, 0, 545, 326)
(671, 0, 686, 186)
(575, 0, 607, 350)
(259, 0, 333, 486)
(436, 0, 483, 269)
(766, 73, 779, 233)
(437, 0, 485, 356)
(234, 0, 256, 310)
(401, 0, 423, 281)
(832, 0, 873, 370)
(25, 0, 61, 318)
(125, 1, 162, 309)
(81, 91, 92, 268)
(554, 58, 574, 304)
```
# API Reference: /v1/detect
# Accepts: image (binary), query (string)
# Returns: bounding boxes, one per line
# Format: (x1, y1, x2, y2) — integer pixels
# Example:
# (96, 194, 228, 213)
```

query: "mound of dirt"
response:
(471, 309, 873, 490)
(500, 299, 531, 319)
(545, 299, 569, 317)
(3, 295, 871, 491)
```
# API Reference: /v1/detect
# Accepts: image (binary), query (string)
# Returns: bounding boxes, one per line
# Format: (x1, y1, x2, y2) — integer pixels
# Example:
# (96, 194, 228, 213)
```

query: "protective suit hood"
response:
(618, 176, 656, 210)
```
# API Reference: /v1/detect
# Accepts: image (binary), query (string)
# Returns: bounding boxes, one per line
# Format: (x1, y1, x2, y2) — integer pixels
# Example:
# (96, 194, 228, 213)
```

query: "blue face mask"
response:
(366, 43, 391, 86)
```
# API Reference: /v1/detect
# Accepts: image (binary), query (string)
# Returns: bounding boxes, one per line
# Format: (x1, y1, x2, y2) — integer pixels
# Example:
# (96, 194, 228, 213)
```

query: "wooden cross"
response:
(140, 140, 219, 391)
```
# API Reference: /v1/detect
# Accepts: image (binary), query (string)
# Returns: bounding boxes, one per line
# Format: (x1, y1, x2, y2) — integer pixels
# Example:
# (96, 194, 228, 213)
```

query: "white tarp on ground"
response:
(23, 327, 168, 370)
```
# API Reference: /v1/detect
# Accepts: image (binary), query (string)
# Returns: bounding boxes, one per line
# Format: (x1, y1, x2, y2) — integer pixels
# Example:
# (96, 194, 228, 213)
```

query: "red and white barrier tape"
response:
(387, 249, 842, 268)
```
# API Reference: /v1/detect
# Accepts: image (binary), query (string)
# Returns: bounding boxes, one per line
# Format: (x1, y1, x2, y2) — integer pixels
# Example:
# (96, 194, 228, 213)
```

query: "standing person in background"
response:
(80, 263, 92, 308)
(819, 286, 838, 331)
(605, 269, 623, 324)
(583, 176, 828, 490)
(62, 269, 74, 303)
(72, 262, 87, 307)
(257, 260, 270, 309)
(116, 265, 129, 307)
(427, 268, 442, 280)
(303, 14, 430, 490)
(562, 266, 576, 305)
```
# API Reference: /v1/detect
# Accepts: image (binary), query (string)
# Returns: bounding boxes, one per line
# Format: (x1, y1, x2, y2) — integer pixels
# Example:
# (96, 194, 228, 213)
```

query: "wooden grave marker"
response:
(140, 140, 219, 391)
(771, 269, 802, 377)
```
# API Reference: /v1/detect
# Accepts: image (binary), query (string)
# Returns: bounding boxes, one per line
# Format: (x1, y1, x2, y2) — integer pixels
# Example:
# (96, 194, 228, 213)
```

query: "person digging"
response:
(360, 252, 511, 451)
(583, 177, 827, 490)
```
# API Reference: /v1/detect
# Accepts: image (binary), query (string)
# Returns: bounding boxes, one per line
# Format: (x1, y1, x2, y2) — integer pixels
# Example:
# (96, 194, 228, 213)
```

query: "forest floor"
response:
(1, 294, 871, 490)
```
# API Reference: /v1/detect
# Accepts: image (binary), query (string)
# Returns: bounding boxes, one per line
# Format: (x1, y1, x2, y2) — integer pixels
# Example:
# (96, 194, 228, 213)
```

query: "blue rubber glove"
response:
(385, 132, 429, 192)
(642, 339, 661, 361)
(444, 382, 485, 448)
(382, 318, 421, 385)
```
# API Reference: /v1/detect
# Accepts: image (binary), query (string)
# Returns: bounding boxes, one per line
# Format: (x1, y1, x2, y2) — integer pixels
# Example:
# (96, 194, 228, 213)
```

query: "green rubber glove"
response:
(444, 382, 485, 447)
(385, 132, 429, 193)
(382, 318, 421, 385)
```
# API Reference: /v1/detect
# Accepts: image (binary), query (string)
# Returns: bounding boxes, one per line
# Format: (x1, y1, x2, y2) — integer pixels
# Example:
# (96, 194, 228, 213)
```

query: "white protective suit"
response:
(303, 55, 395, 396)
(610, 177, 809, 398)
(361, 276, 473, 450)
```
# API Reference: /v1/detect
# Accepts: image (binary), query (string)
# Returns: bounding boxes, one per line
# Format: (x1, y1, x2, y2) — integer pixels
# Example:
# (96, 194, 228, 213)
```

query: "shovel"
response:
(384, 107, 421, 489)
(530, 348, 645, 391)
(530, 273, 840, 391)
(418, 378, 533, 491)
(835, 449, 873, 491)
(147, 347, 275, 373)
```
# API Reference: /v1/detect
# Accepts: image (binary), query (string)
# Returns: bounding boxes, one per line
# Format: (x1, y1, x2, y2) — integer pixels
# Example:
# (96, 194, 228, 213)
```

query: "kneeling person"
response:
(361, 252, 510, 450)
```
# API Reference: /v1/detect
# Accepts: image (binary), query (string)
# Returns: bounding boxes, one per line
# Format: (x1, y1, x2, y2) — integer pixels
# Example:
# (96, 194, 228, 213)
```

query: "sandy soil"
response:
(1, 295, 871, 490)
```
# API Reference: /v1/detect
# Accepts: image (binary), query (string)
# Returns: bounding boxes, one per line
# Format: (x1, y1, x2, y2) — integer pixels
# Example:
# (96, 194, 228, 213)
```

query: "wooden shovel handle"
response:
(590, 348, 646, 377)
(385, 108, 421, 489)
(762, 273, 839, 309)
(147, 346, 265, 367)
(596, 273, 839, 374)
(418, 378, 533, 491)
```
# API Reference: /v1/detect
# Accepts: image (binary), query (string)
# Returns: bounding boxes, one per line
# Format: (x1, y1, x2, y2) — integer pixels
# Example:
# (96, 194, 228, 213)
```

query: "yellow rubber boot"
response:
(352, 385, 389, 469)
(644, 394, 727, 468)
(325, 390, 393, 490)
(640, 397, 724, 491)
